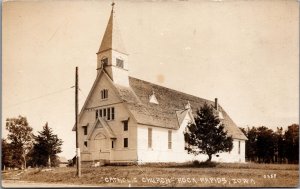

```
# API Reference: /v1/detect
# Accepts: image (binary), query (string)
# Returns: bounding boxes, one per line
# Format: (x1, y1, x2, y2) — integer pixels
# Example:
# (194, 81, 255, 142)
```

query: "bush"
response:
(192, 160, 218, 168)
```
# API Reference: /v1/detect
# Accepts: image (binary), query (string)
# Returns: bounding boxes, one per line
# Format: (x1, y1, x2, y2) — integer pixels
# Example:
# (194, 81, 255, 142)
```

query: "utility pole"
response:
(75, 67, 81, 177)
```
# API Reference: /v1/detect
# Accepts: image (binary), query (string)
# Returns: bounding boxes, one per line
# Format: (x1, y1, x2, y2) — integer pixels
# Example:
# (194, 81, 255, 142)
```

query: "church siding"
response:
(136, 111, 246, 163)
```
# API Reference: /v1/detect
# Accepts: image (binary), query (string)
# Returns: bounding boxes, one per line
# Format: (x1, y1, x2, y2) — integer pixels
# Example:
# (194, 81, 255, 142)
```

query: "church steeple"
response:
(97, 3, 127, 55)
(96, 3, 129, 87)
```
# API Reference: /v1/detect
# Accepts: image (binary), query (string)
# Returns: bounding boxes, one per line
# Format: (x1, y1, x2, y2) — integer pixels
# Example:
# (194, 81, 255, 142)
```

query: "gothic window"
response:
(111, 107, 115, 120)
(168, 130, 172, 149)
(148, 128, 152, 148)
(84, 141, 88, 147)
(101, 89, 108, 99)
(107, 108, 111, 120)
(95, 107, 115, 121)
(103, 108, 107, 117)
(116, 58, 124, 68)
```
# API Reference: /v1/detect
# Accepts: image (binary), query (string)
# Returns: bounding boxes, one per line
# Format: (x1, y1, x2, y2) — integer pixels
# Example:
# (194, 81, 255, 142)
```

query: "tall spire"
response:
(111, 1, 115, 9)
(97, 2, 127, 54)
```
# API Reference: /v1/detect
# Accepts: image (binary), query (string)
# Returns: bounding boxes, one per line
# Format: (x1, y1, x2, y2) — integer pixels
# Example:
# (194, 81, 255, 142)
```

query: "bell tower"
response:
(96, 3, 129, 86)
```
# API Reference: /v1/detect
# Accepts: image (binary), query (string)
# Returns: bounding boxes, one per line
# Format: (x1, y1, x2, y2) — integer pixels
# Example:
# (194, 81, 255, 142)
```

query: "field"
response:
(2, 163, 299, 187)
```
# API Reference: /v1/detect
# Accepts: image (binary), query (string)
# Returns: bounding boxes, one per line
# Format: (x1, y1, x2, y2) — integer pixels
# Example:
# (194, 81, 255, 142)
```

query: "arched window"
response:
(101, 89, 108, 99)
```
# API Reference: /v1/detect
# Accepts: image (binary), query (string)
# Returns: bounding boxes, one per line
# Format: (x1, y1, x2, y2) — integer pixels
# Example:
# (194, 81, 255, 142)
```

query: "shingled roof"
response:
(114, 77, 247, 140)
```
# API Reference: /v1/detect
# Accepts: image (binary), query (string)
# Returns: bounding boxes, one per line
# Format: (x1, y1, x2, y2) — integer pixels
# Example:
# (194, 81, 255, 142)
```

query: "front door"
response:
(94, 133, 110, 160)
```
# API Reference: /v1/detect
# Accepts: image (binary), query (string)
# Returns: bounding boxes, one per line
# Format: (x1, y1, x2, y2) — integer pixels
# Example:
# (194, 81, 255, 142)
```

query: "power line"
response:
(78, 88, 87, 98)
(5, 87, 73, 108)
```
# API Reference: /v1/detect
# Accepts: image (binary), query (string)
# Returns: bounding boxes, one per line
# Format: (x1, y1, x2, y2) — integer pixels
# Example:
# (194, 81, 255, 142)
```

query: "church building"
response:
(72, 4, 247, 165)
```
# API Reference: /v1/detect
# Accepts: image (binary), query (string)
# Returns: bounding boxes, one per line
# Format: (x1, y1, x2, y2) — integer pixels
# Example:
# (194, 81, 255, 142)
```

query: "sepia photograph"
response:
(2, 0, 299, 187)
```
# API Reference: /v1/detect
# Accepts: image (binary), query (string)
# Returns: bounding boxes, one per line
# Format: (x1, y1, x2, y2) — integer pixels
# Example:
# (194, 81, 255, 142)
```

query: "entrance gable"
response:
(87, 117, 116, 140)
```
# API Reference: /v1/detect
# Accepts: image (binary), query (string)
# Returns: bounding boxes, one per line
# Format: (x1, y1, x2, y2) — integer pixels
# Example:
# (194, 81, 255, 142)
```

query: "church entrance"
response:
(94, 132, 110, 161)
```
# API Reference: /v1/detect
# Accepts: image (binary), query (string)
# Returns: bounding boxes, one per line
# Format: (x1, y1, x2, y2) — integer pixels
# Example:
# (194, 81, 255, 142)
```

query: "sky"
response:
(2, 0, 299, 159)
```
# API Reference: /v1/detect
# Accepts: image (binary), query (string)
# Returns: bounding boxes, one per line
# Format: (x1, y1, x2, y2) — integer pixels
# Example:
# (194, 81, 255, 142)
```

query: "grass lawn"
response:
(2, 163, 299, 187)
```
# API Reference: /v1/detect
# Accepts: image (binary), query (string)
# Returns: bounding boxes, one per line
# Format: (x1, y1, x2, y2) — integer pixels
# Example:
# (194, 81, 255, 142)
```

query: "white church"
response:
(72, 4, 247, 165)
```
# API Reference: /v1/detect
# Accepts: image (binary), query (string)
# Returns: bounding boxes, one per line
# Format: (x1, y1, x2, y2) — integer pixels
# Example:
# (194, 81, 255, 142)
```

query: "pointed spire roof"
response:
(97, 3, 128, 54)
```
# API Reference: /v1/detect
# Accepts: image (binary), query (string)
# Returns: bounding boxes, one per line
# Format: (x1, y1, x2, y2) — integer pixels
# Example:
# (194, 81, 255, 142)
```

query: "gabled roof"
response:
(97, 6, 127, 54)
(113, 77, 247, 140)
(176, 109, 193, 127)
(87, 117, 116, 140)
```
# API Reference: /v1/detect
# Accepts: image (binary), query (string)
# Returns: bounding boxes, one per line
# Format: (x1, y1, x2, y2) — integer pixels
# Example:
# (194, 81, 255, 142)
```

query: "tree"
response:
(29, 122, 63, 167)
(2, 138, 13, 170)
(274, 127, 286, 163)
(245, 127, 258, 162)
(6, 116, 33, 169)
(255, 126, 275, 163)
(284, 124, 299, 164)
(184, 103, 233, 162)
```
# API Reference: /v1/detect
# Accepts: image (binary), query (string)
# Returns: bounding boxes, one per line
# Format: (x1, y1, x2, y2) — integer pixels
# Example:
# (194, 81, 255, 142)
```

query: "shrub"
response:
(192, 160, 218, 168)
